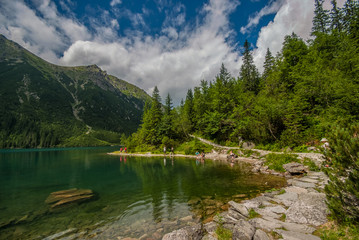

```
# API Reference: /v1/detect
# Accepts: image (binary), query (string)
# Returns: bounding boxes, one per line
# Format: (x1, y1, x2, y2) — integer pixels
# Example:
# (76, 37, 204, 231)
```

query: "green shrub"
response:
(264, 153, 299, 172)
(303, 157, 320, 171)
(324, 124, 359, 225)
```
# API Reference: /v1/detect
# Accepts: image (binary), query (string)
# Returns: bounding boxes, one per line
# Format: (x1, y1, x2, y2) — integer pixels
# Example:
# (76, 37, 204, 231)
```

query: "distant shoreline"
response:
(107, 152, 198, 158)
(107, 151, 260, 165)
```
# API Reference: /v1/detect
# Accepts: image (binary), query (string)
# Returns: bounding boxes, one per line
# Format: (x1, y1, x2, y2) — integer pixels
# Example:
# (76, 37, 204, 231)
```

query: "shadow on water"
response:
(0, 148, 286, 239)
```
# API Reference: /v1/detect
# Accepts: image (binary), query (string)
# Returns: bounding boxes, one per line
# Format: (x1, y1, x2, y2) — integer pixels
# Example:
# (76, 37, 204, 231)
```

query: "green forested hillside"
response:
(125, 0, 359, 151)
(0, 35, 151, 148)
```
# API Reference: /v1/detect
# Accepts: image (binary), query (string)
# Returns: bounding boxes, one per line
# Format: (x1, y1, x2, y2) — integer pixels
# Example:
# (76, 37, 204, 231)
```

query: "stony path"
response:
(163, 171, 329, 240)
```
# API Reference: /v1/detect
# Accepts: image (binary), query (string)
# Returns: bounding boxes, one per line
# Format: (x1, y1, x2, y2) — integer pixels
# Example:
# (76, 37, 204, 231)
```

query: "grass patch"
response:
(248, 208, 261, 219)
(302, 157, 320, 171)
(280, 214, 286, 221)
(278, 189, 286, 195)
(215, 214, 232, 240)
(264, 153, 299, 172)
(270, 231, 283, 239)
(317, 221, 359, 240)
(265, 188, 280, 193)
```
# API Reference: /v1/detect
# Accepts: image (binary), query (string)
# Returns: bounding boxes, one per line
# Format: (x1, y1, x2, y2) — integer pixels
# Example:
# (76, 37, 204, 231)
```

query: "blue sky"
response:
(0, 0, 345, 103)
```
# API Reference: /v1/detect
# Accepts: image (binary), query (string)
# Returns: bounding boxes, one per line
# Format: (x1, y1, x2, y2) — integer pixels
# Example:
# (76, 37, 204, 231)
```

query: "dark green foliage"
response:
(122, 3, 359, 156)
(325, 124, 359, 224)
(0, 35, 150, 148)
(312, 0, 330, 35)
(240, 40, 260, 93)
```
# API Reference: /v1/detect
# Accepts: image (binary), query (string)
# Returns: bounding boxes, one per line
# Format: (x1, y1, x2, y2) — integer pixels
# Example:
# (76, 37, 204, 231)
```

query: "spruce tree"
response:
(312, 0, 329, 35)
(160, 93, 173, 139)
(240, 40, 260, 93)
(330, 0, 343, 32)
(263, 48, 275, 80)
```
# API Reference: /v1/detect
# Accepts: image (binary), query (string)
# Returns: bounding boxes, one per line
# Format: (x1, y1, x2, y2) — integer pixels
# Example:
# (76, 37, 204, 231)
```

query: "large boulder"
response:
(45, 188, 95, 209)
(283, 162, 308, 175)
(232, 219, 255, 240)
(162, 224, 204, 240)
(253, 229, 270, 240)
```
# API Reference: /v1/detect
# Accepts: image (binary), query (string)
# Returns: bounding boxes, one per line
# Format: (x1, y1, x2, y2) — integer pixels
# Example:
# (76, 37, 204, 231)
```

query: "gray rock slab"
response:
(266, 205, 287, 214)
(283, 162, 308, 175)
(285, 186, 308, 194)
(281, 222, 316, 234)
(248, 218, 283, 231)
(274, 192, 298, 207)
(162, 229, 189, 240)
(253, 229, 270, 240)
(286, 192, 328, 226)
(298, 177, 319, 183)
(229, 201, 249, 217)
(204, 221, 217, 234)
(228, 208, 247, 221)
(290, 180, 316, 189)
(162, 224, 203, 240)
(233, 219, 255, 240)
(274, 229, 321, 240)
(202, 234, 218, 240)
(256, 208, 281, 219)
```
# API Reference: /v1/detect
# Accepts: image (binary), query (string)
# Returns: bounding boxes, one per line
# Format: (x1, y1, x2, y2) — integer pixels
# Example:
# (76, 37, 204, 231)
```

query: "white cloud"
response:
(0, 0, 90, 63)
(60, 0, 242, 104)
(240, 0, 285, 34)
(253, 0, 345, 73)
(1, 0, 346, 105)
(110, 0, 122, 7)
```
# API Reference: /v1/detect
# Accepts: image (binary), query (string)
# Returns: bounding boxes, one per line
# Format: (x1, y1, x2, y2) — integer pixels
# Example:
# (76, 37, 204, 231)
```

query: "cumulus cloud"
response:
(0, 0, 90, 63)
(60, 0, 242, 104)
(253, 0, 345, 72)
(240, 0, 285, 34)
(110, 0, 122, 7)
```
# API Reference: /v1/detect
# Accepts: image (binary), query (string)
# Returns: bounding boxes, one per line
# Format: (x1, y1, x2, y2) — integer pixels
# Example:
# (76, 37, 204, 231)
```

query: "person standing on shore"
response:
(163, 146, 166, 155)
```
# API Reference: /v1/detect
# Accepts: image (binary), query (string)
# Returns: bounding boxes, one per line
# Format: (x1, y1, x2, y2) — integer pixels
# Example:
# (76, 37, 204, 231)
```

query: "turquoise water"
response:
(0, 147, 286, 239)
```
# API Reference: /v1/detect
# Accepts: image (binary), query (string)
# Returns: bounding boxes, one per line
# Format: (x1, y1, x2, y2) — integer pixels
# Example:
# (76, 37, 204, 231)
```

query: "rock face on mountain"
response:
(0, 34, 151, 148)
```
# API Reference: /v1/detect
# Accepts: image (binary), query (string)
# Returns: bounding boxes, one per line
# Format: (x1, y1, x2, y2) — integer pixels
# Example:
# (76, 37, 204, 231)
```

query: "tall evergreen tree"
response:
(183, 89, 194, 131)
(263, 48, 275, 80)
(240, 40, 260, 93)
(312, 0, 330, 35)
(144, 86, 162, 144)
(343, 0, 359, 38)
(160, 93, 173, 139)
(330, 0, 343, 32)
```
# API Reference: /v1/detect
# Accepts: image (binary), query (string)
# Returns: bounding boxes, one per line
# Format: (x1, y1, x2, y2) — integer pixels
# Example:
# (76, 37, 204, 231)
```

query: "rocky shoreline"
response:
(162, 170, 328, 240)
(109, 149, 329, 240)
(161, 152, 329, 240)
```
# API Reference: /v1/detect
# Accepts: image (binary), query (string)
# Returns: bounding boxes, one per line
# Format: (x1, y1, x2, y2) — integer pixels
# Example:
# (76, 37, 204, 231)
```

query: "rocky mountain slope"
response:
(0, 35, 151, 148)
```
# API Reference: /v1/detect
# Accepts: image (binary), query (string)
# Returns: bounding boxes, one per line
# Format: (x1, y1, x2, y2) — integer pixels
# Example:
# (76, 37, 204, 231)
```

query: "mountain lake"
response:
(0, 147, 286, 239)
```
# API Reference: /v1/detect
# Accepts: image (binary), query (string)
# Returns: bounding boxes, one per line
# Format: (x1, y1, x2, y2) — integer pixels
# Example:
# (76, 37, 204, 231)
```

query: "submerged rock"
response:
(45, 188, 95, 209)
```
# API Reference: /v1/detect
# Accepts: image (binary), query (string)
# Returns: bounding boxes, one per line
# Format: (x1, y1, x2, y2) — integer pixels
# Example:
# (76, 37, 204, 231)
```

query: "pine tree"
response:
(240, 40, 260, 93)
(183, 89, 194, 131)
(143, 86, 162, 145)
(330, 0, 343, 32)
(263, 48, 275, 80)
(312, 0, 330, 35)
(160, 93, 173, 139)
(343, 0, 359, 38)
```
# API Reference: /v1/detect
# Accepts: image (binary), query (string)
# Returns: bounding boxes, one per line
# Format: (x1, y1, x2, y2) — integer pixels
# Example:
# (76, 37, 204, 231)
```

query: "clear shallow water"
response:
(0, 147, 286, 239)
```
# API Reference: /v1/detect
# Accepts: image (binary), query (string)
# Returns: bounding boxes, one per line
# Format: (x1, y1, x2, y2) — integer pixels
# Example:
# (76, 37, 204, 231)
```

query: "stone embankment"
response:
(162, 170, 329, 240)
